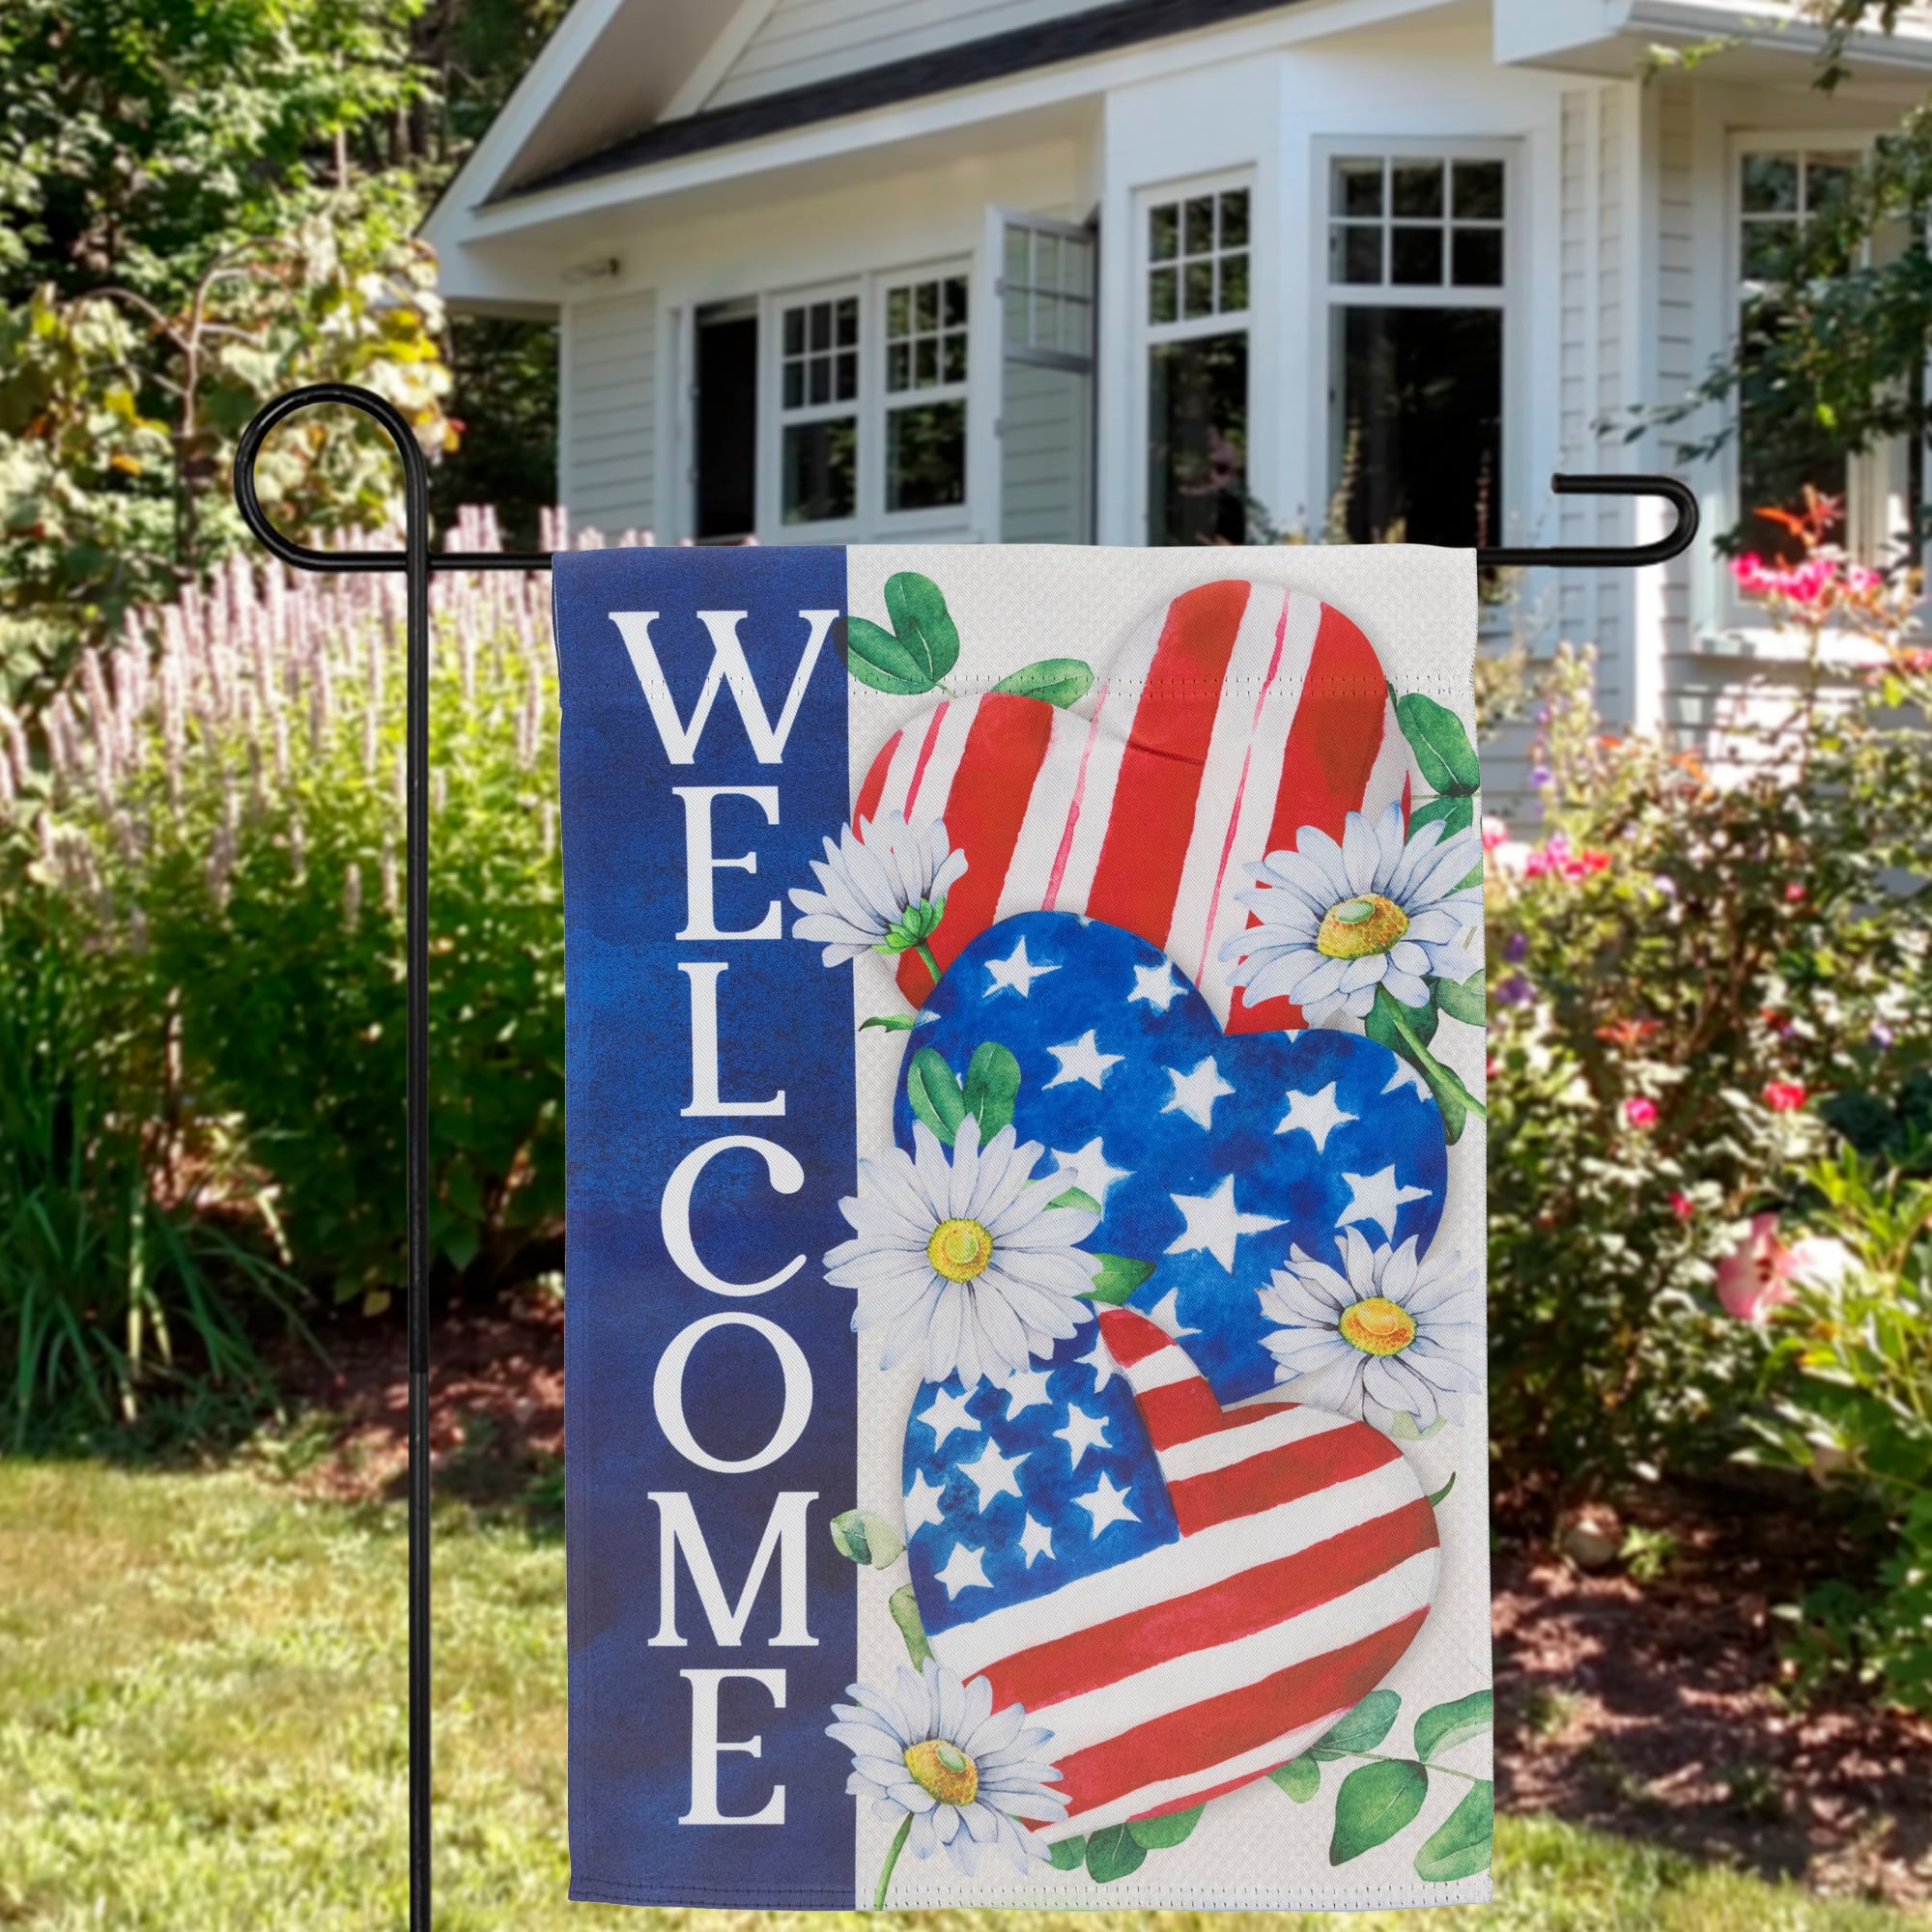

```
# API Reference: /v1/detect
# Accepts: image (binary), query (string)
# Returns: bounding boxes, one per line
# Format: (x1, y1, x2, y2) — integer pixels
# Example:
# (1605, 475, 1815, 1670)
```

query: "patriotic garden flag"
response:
(554, 545, 1492, 1910)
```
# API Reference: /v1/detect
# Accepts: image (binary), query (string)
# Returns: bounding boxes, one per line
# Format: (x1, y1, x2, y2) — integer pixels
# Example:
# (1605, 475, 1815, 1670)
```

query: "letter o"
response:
(661, 1136, 806, 1296)
(653, 1313, 814, 1474)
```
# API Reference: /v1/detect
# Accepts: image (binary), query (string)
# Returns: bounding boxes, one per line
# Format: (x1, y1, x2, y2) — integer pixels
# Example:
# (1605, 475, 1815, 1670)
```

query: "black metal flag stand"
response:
(230, 380, 1698, 1932)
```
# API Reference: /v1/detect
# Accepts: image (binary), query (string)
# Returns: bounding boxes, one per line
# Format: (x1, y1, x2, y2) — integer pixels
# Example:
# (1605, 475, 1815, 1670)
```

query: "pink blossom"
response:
(1718, 1214, 1852, 1321)
(1669, 1190, 1695, 1222)
(1624, 1096, 1659, 1128)
(1762, 1081, 1808, 1114)
(1481, 815, 1511, 852)
(1523, 829, 1614, 882)
(1731, 551, 1882, 611)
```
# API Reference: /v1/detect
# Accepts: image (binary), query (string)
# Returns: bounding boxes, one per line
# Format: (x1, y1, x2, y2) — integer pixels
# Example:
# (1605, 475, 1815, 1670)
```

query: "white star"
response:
(1050, 1137, 1132, 1208)
(902, 1468, 947, 1537)
(959, 1437, 1030, 1511)
(1382, 1059, 1432, 1101)
(1076, 1334, 1121, 1393)
(1162, 1055, 1236, 1129)
(1073, 1470, 1139, 1538)
(1145, 1287, 1201, 1341)
(982, 936, 1060, 999)
(1338, 1164, 1432, 1240)
(932, 1543, 992, 1599)
(1043, 1029, 1123, 1091)
(1165, 1174, 1286, 1272)
(1018, 1514, 1057, 1570)
(998, 1366, 1055, 1420)
(1128, 959, 1185, 1013)
(917, 1386, 982, 1451)
(1276, 1082, 1358, 1153)
(1054, 1404, 1113, 1470)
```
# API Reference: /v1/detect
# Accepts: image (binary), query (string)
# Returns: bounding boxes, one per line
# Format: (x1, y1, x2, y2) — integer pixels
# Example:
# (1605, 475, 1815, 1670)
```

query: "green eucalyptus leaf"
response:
(1128, 1804, 1204, 1849)
(1047, 1835, 1088, 1871)
(1414, 1779, 1493, 1883)
(1427, 1469, 1458, 1507)
(1310, 1688, 1403, 1759)
(1270, 1755, 1321, 1803)
(906, 1047, 967, 1145)
(1084, 1822, 1148, 1883)
(1083, 1254, 1156, 1305)
(828, 1507, 904, 1570)
(991, 658, 1095, 707)
(1434, 971, 1487, 1027)
(883, 572, 960, 685)
(1049, 1185, 1102, 1214)
(1409, 793, 1476, 838)
(1396, 692, 1481, 795)
(1413, 1690, 1492, 1763)
(1329, 1758, 1430, 1865)
(1367, 986, 1471, 1145)
(887, 1582, 933, 1667)
(860, 1012, 923, 1033)
(841, 615, 934, 695)
(963, 1040, 1022, 1137)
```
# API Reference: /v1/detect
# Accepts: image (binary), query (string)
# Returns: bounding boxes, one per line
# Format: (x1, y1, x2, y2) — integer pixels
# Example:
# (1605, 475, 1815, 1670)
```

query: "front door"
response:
(694, 298, 757, 541)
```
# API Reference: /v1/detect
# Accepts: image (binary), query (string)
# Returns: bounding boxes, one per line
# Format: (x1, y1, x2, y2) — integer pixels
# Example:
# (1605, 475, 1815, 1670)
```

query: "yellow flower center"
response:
(927, 1217, 994, 1284)
(903, 1738, 980, 1806)
(1338, 1295, 1418, 1356)
(1317, 894, 1410, 960)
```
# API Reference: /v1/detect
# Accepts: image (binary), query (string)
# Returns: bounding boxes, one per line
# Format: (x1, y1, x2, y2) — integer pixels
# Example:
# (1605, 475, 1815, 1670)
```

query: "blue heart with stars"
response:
(891, 910, 1449, 1405)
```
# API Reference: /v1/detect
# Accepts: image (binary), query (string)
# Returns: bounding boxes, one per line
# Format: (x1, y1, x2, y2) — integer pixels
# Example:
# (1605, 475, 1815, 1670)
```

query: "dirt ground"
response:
(277, 1300, 1932, 1914)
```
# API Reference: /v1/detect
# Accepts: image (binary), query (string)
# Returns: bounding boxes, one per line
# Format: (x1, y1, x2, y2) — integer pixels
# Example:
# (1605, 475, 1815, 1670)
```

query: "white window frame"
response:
(870, 257, 975, 533)
(1133, 169, 1258, 546)
(1725, 131, 1913, 587)
(1314, 137, 1520, 551)
(761, 278, 864, 539)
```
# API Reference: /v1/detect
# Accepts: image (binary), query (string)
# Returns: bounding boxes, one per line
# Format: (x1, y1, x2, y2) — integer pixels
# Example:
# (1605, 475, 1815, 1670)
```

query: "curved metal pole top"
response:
(1480, 472, 1699, 570)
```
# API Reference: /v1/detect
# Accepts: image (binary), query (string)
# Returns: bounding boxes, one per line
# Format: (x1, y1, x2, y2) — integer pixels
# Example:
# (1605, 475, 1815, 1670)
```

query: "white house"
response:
(423, 0, 1932, 773)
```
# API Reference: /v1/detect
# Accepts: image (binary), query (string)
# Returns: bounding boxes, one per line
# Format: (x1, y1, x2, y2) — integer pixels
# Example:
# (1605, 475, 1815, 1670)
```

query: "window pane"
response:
(783, 308, 805, 355)
(943, 332, 968, 383)
(887, 287, 910, 338)
(944, 276, 969, 327)
(1005, 284, 1028, 343)
(1331, 223, 1383, 284)
(1743, 218, 1798, 278)
(1334, 157, 1383, 217)
(836, 350, 857, 400)
(1219, 188, 1250, 248)
(1453, 160, 1505, 221)
(1149, 330, 1248, 546)
(810, 303, 831, 351)
(1335, 305, 1502, 547)
(837, 298, 858, 345)
(1150, 203, 1179, 261)
(781, 417, 856, 523)
(809, 357, 831, 405)
(1183, 259, 1214, 318)
(1150, 265, 1179, 324)
(1006, 227, 1030, 281)
(915, 338, 938, 385)
(1738, 305, 1848, 564)
(1184, 195, 1215, 255)
(887, 400, 967, 512)
(886, 342, 910, 391)
(1393, 161, 1443, 218)
(782, 362, 803, 409)
(1392, 225, 1443, 285)
(1452, 226, 1504, 287)
(1742, 154, 1800, 213)
(915, 282, 937, 330)
(1806, 155, 1857, 213)
(1218, 250, 1250, 313)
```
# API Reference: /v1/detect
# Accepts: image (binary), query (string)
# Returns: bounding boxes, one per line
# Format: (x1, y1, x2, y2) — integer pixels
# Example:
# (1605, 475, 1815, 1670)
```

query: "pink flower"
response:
(1624, 1096, 1659, 1128)
(1669, 1190, 1695, 1222)
(1718, 1215, 1853, 1321)
(1784, 882, 1806, 905)
(1762, 1081, 1808, 1114)
(1482, 815, 1511, 852)
(1522, 830, 1614, 883)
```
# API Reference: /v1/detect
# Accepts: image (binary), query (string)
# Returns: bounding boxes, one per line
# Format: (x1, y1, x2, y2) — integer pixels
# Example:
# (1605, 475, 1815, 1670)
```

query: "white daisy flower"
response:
(1219, 801, 1482, 1021)
(829, 1658, 1067, 1896)
(789, 810, 968, 981)
(1258, 1227, 1484, 1434)
(825, 1113, 1099, 1387)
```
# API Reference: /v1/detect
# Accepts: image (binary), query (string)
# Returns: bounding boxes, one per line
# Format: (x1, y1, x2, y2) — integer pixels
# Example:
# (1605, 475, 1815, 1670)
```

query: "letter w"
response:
(646, 1491, 819, 1647)
(610, 610, 835, 764)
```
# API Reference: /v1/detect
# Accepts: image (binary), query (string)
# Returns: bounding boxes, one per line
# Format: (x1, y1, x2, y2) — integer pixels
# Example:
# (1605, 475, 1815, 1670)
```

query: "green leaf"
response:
(1329, 1758, 1430, 1865)
(1310, 1688, 1402, 1759)
(1084, 1822, 1148, 1883)
(887, 1583, 932, 1666)
(906, 1047, 967, 1145)
(1367, 985, 1484, 1145)
(991, 658, 1095, 707)
(1396, 692, 1481, 795)
(828, 1507, 904, 1570)
(1434, 971, 1486, 1027)
(1413, 1690, 1492, 1764)
(841, 615, 934, 695)
(1083, 1254, 1156, 1306)
(1414, 1779, 1493, 1883)
(1047, 1835, 1087, 1871)
(883, 572, 961, 685)
(1049, 1185, 1102, 1214)
(1409, 793, 1475, 838)
(1389, 1408, 1449, 1442)
(1128, 1804, 1204, 1849)
(860, 1012, 923, 1033)
(1270, 1755, 1321, 1803)
(1426, 1469, 1458, 1508)
(963, 1040, 1022, 1137)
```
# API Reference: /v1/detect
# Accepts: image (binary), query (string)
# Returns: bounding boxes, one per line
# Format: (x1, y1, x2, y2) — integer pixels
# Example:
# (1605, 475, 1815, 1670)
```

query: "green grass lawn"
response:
(0, 1457, 1919, 1932)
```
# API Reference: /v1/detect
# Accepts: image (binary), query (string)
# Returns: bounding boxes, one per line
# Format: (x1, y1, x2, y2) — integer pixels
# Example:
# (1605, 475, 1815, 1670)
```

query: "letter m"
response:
(646, 1491, 819, 1647)
(610, 610, 835, 764)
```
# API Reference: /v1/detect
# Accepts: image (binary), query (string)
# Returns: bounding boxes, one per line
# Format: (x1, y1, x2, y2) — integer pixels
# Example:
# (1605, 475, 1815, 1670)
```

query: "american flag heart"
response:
(855, 580, 1416, 1031)
(905, 1306, 1439, 1840)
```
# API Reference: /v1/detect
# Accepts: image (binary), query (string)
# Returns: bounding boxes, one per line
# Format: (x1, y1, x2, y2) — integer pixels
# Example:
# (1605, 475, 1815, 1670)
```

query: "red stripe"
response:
(1227, 603, 1389, 1035)
(895, 695, 1055, 1004)
(901, 701, 951, 818)
(1050, 1611, 1429, 1820)
(852, 729, 899, 828)
(1084, 582, 1251, 949)
(1096, 1307, 1170, 1367)
(982, 1498, 1438, 1716)
(1167, 1421, 1403, 1535)
(1138, 1382, 1295, 1450)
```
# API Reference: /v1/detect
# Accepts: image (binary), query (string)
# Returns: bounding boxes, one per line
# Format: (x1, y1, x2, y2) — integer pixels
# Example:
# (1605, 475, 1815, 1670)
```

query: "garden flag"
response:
(554, 545, 1492, 1911)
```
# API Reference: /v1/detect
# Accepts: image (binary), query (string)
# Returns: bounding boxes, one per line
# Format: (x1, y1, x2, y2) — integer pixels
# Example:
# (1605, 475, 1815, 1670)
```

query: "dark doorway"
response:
(696, 301, 757, 539)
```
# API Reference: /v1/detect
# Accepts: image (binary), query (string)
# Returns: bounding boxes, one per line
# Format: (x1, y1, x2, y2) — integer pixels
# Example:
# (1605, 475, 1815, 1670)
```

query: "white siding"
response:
(561, 290, 658, 537)
(1653, 79, 1702, 733)
(705, 0, 1115, 110)
(1001, 361, 1092, 543)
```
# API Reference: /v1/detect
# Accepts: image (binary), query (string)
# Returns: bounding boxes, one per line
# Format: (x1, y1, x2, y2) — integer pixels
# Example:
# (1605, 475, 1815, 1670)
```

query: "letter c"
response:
(654, 1314, 814, 1473)
(661, 1136, 806, 1295)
